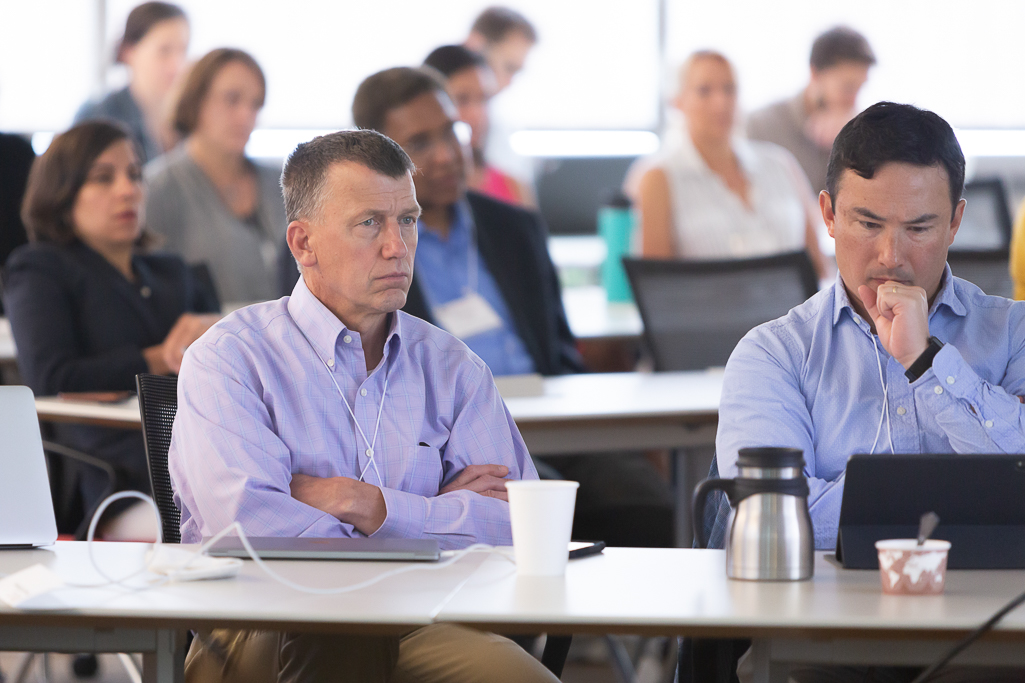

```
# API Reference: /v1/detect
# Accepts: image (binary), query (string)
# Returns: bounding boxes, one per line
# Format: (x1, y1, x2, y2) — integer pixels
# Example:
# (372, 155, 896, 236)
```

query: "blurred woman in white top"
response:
(634, 51, 824, 275)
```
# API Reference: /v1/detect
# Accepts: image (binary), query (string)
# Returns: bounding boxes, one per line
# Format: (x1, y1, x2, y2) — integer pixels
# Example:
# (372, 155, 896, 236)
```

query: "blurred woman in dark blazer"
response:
(2, 121, 219, 538)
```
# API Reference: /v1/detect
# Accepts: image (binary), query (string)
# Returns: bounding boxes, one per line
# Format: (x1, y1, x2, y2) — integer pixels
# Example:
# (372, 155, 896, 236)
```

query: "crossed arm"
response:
(289, 464, 513, 536)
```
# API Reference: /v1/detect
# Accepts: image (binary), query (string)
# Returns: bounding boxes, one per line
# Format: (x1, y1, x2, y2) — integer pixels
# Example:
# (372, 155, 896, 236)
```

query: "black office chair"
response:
(623, 251, 819, 371)
(947, 249, 1014, 298)
(950, 179, 1012, 251)
(134, 373, 573, 678)
(136, 373, 180, 544)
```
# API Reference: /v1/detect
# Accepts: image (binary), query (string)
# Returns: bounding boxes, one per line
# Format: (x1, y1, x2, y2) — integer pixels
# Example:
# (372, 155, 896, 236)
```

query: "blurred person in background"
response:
(464, 6, 539, 206)
(748, 26, 876, 194)
(465, 6, 537, 93)
(634, 51, 825, 277)
(353, 67, 674, 549)
(75, 2, 189, 164)
(424, 45, 531, 207)
(1008, 201, 1025, 300)
(145, 48, 286, 304)
(2, 121, 219, 539)
(0, 131, 35, 280)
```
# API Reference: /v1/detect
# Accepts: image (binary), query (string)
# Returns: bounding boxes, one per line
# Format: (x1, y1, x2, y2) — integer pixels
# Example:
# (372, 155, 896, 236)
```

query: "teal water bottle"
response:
(598, 193, 635, 303)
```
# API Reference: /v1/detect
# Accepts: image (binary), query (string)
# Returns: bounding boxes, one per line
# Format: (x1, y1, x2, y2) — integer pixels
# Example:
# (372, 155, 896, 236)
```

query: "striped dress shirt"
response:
(169, 277, 538, 548)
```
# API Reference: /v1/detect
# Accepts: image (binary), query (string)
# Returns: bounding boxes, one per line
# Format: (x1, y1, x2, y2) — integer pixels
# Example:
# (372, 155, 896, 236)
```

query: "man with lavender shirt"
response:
(169, 130, 557, 683)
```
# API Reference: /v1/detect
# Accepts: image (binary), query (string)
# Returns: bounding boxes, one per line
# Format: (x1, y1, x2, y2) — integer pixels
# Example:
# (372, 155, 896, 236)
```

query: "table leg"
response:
(141, 629, 183, 683)
(674, 449, 690, 548)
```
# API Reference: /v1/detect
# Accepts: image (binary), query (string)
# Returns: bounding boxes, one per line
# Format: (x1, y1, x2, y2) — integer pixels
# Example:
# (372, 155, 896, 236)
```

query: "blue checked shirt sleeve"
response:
(717, 329, 845, 550)
(171, 334, 357, 542)
(370, 362, 537, 549)
(912, 343, 1025, 453)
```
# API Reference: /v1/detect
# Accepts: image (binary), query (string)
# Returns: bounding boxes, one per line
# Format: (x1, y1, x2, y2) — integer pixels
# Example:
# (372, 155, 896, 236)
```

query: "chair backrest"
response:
(623, 251, 819, 371)
(135, 373, 180, 543)
(947, 249, 1014, 298)
(951, 179, 1012, 251)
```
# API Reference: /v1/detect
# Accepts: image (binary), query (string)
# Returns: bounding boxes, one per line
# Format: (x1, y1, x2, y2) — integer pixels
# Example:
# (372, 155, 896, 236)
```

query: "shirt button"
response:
(934, 386, 943, 395)
(946, 376, 955, 385)
(140, 286, 152, 298)
(360, 388, 368, 397)
(343, 335, 352, 344)
(986, 420, 994, 428)
(853, 315, 862, 324)
(326, 358, 334, 367)
(896, 406, 907, 416)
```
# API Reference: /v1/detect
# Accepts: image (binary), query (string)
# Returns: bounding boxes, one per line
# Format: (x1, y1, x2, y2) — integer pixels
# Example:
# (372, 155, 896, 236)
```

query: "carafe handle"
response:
(692, 478, 735, 549)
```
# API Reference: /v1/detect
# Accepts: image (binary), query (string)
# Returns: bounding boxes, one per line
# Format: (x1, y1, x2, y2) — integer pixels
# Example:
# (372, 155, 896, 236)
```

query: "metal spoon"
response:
(918, 511, 940, 546)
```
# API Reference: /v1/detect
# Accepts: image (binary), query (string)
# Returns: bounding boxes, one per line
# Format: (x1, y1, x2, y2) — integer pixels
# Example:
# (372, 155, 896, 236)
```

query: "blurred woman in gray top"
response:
(145, 48, 286, 304)
(75, 2, 189, 164)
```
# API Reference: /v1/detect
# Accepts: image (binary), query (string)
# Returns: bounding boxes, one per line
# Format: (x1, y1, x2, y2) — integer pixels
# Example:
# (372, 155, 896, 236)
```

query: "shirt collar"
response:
(832, 263, 966, 328)
(287, 276, 403, 365)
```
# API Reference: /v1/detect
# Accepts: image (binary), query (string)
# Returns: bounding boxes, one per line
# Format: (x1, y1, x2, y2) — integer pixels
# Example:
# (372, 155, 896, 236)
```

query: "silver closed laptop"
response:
(205, 536, 441, 562)
(0, 386, 59, 548)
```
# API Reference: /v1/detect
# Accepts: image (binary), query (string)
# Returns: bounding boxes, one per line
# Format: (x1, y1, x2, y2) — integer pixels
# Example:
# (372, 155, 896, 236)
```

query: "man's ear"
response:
(819, 190, 836, 238)
(287, 220, 317, 269)
(948, 198, 967, 246)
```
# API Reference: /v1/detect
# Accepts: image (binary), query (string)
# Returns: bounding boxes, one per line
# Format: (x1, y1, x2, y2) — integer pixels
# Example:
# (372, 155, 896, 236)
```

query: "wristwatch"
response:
(905, 336, 945, 383)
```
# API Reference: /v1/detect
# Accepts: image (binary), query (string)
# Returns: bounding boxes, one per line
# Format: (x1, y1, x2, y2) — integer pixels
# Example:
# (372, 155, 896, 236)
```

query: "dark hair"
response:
(810, 26, 876, 71)
(825, 102, 965, 214)
(281, 129, 415, 224)
(116, 2, 187, 63)
(172, 48, 266, 136)
(22, 121, 144, 246)
(424, 45, 488, 79)
(352, 67, 448, 134)
(470, 6, 537, 44)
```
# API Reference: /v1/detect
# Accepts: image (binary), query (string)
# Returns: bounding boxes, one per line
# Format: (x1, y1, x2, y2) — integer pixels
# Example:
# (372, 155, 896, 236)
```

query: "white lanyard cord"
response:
(466, 212, 479, 294)
(870, 334, 895, 455)
(295, 324, 389, 484)
(323, 365, 388, 484)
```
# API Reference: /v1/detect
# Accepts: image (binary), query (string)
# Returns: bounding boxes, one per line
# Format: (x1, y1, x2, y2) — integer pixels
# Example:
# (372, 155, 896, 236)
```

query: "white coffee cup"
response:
(505, 480, 579, 576)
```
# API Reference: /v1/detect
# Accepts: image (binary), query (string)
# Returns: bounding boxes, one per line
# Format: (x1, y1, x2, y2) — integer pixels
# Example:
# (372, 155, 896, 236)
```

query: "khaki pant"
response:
(185, 624, 560, 683)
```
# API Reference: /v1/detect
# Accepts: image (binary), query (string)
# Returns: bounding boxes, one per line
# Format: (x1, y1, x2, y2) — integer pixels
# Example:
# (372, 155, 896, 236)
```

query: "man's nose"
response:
(381, 221, 409, 259)
(877, 229, 905, 268)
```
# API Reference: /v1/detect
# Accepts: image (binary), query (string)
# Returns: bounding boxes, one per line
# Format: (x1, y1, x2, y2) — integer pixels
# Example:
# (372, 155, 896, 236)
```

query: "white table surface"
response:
(4, 543, 1025, 683)
(34, 395, 142, 429)
(439, 548, 1025, 638)
(0, 541, 484, 632)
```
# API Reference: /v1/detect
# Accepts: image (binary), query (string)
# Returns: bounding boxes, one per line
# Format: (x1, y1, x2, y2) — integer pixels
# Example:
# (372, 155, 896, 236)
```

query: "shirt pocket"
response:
(398, 444, 445, 496)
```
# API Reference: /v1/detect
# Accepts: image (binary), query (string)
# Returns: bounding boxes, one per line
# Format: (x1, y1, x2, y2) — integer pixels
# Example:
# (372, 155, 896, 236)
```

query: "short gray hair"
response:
(280, 129, 415, 224)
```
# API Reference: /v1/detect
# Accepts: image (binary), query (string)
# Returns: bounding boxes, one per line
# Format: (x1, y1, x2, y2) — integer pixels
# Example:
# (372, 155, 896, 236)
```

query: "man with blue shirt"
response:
(172, 130, 558, 682)
(717, 102, 1025, 683)
(352, 66, 674, 549)
(719, 102, 1025, 551)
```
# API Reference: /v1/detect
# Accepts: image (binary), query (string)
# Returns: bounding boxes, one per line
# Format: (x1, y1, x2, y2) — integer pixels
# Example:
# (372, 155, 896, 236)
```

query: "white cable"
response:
(293, 324, 390, 486)
(58, 490, 508, 599)
(870, 335, 895, 455)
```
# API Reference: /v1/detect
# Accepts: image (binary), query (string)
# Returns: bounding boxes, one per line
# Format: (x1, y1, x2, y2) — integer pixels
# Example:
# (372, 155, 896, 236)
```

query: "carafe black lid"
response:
(737, 447, 805, 469)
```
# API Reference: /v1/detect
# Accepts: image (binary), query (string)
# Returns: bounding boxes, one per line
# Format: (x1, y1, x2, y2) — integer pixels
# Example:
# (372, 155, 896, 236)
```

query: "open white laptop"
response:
(0, 386, 58, 547)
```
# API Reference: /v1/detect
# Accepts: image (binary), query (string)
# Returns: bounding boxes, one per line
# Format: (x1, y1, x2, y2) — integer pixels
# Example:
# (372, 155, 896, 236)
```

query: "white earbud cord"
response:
(870, 335, 895, 455)
(294, 325, 389, 485)
(323, 364, 388, 485)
